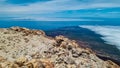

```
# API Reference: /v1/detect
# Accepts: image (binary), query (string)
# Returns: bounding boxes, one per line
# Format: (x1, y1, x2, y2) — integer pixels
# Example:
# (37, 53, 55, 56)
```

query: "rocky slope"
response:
(0, 27, 119, 68)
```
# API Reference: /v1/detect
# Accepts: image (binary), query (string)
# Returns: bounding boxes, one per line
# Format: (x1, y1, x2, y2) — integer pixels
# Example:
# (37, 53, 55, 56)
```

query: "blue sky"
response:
(0, 0, 120, 21)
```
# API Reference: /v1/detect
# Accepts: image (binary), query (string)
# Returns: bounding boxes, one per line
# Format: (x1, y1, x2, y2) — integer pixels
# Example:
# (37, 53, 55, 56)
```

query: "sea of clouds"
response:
(79, 25, 120, 50)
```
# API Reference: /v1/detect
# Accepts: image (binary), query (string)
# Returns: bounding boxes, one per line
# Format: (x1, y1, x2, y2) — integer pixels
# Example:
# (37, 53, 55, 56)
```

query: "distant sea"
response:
(0, 20, 120, 62)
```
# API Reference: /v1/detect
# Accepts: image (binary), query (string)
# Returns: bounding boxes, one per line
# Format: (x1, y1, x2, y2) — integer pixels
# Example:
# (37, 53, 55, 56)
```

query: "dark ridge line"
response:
(97, 54, 120, 66)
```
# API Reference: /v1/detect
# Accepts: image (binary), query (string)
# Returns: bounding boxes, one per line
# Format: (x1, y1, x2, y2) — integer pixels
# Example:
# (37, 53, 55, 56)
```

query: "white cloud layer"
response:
(79, 25, 120, 50)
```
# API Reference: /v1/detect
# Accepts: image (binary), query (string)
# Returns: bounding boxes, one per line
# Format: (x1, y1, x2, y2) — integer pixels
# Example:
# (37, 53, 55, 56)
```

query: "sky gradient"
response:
(0, 0, 120, 21)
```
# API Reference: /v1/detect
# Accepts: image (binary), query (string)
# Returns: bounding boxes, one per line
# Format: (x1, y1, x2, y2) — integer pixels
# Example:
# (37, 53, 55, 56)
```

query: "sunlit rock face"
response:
(0, 27, 119, 68)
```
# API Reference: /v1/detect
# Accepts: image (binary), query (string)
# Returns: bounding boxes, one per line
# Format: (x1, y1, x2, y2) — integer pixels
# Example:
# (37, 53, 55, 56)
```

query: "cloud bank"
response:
(79, 25, 120, 50)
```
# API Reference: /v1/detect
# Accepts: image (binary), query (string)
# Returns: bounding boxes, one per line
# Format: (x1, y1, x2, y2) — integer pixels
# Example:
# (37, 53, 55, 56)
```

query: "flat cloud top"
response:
(80, 25, 120, 50)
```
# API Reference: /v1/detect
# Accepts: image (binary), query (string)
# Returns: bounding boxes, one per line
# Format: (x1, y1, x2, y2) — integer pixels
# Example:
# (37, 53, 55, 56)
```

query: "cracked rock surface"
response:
(0, 27, 119, 68)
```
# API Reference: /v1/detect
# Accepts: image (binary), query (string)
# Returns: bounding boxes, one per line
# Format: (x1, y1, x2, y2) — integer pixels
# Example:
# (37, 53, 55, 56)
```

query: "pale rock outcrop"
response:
(0, 27, 119, 68)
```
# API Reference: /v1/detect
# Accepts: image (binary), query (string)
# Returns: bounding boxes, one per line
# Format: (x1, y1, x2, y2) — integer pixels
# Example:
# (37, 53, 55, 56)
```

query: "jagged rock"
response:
(55, 63, 68, 68)
(55, 35, 78, 48)
(0, 27, 119, 68)
(10, 26, 30, 31)
(106, 60, 120, 68)
(10, 26, 45, 36)
(25, 59, 45, 68)
(0, 56, 5, 62)
(64, 57, 75, 64)
(40, 59, 54, 68)
(15, 56, 28, 66)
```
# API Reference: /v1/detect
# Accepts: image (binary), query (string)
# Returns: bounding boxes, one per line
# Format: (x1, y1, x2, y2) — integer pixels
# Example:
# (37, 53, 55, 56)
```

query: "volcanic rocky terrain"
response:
(0, 27, 119, 68)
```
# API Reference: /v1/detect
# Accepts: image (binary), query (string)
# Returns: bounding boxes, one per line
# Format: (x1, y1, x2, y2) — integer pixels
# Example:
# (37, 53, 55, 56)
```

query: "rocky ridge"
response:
(0, 27, 119, 68)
